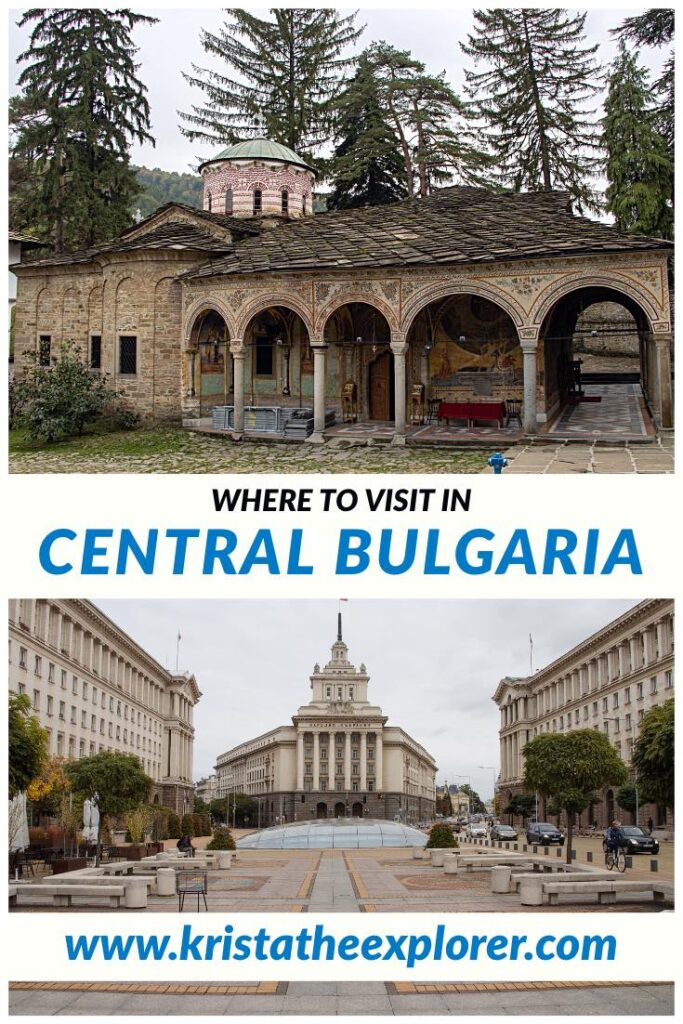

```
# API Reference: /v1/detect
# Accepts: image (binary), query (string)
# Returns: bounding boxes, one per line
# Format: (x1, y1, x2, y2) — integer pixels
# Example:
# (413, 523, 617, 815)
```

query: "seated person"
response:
(176, 834, 195, 858)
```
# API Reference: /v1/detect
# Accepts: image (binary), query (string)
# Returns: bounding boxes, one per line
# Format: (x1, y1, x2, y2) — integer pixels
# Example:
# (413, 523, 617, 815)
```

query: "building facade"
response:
(215, 616, 437, 826)
(195, 774, 219, 804)
(493, 599, 674, 829)
(8, 599, 201, 814)
(12, 139, 674, 441)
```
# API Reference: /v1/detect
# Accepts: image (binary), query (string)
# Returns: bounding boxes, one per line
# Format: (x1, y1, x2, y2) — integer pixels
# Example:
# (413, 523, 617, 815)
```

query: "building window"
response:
(119, 336, 137, 375)
(368, 780, 374, 792)
(613, 693, 619, 709)
(38, 334, 51, 366)
(281, 189, 288, 214)
(326, 687, 331, 699)
(254, 337, 274, 376)
(335, 781, 343, 792)
(90, 335, 102, 369)
(352, 781, 359, 791)
(625, 713, 632, 731)
(302, 194, 307, 215)
(34, 655, 42, 676)
(602, 697, 608, 713)
(46, 695, 53, 716)
(72, 676, 78, 694)
(61, 670, 67, 689)
(650, 676, 658, 694)
(225, 189, 233, 215)
(48, 663, 55, 683)
(665, 670, 673, 689)
(592, 702, 598, 716)
(624, 686, 631, 704)
(253, 188, 262, 214)
(582, 705, 588, 720)
(33, 689, 40, 711)
(636, 681, 644, 700)
(59, 701, 65, 720)
(206, 191, 212, 213)
(19, 647, 27, 669)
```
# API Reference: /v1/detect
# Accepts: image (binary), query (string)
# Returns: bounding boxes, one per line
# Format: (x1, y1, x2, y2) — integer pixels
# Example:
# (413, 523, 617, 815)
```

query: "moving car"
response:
(602, 826, 660, 855)
(466, 823, 488, 838)
(490, 824, 518, 841)
(526, 821, 565, 846)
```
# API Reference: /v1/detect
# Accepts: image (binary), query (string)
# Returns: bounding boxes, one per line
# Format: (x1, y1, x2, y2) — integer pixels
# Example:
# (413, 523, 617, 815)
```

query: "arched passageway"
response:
(316, 802, 328, 819)
(334, 802, 346, 818)
(187, 309, 231, 416)
(351, 802, 364, 818)
(243, 305, 312, 406)
(324, 302, 394, 422)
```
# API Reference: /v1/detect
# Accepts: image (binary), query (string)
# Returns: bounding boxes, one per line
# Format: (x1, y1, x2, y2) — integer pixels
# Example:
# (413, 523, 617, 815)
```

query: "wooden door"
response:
(369, 351, 393, 420)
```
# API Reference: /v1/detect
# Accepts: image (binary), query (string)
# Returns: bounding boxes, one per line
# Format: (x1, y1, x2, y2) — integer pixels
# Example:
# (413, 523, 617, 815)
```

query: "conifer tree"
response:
(602, 42, 672, 238)
(461, 9, 603, 211)
(327, 53, 408, 209)
(366, 42, 488, 198)
(13, 9, 156, 253)
(613, 10, 674, 159)
(179, 8, 363, 167)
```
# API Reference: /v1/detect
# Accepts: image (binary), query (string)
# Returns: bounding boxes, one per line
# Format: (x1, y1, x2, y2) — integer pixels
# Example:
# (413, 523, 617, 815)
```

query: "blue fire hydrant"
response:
(488, 452, 508, 474)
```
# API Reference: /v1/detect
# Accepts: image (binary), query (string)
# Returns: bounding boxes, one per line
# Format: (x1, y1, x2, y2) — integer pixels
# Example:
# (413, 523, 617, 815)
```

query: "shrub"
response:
(207, 827, 236, 851)
(167, 812, 182, 839)
(425, 823, 457, 849)
(180, 813, 194, 838)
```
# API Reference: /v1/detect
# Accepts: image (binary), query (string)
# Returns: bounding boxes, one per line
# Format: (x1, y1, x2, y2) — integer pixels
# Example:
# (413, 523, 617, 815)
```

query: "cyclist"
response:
(605, 820, 624, 864)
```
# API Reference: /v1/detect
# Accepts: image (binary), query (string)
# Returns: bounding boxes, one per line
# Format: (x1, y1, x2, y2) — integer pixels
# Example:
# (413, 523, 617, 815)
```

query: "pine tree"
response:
(327, 53, 408, 209)
(613, 10, 674, 159)
(461, 9, 603, 212)
(179, 8, 363, 167)
(366, 43, 488, 198)
(602, 42, 672, 238)
(13, 9, 156, 253)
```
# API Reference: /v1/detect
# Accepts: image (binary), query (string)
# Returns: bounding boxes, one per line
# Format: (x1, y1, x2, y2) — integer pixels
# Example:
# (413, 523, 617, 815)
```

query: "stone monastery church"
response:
(13, 137, 674, 443)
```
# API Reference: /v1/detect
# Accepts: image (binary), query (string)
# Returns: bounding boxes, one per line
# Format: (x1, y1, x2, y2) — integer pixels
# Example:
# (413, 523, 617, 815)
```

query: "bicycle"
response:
(604, 846, 626, 872)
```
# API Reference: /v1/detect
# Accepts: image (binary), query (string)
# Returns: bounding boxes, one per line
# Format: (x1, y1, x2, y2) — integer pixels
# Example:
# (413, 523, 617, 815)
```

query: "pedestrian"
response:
(176, 834, 195, 858)
(647, 817, 654, 835)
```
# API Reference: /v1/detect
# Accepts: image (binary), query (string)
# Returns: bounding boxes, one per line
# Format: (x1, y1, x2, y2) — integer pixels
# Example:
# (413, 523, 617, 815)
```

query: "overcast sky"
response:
(95, 598, 639, 798)
(8, 7, 666, 175)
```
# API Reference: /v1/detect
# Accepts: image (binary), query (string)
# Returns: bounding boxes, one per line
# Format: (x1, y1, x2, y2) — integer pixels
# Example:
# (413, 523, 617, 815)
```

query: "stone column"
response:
(618, 643, 628, 678)
(390, 335, 408, 445)
(230, 339, 245, 437)
(296, 732, 304, 791)
(643, 628, 654, 666)
(375, 732, 383, 791)
(360, 732, 368, 791)
(655, 619, 668, 658)
(629, 636, 640, 673)
(521, 340, 538, 434)
(654, 334, 673, 429)
(182, 350, 200, 422)
(313, 731, 320, 791)
(344, 732, 351, 790)
(308, 340, 328, 443)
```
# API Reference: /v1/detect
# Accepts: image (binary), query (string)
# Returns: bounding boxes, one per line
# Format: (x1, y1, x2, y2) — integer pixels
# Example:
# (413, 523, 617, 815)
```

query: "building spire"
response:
(337, 611, 342, 642)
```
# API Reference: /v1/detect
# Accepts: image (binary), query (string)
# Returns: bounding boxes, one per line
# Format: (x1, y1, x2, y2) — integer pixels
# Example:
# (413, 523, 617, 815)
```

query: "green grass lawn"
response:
(9, 424, 495, 474)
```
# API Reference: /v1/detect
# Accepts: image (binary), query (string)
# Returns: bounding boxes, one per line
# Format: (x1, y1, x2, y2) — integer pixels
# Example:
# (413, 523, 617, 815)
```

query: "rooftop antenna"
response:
(338, 598, 348, 641)
(175, 629, 182, 673)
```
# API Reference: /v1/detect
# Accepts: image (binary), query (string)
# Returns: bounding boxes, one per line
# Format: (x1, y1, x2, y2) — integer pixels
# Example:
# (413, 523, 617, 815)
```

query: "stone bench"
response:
(13, 882, 128, 908)
(494, 866, 614, 895)
(9, 884, 17, 906)
(520, 876, 672, 907)
(39, 871, 159, 896)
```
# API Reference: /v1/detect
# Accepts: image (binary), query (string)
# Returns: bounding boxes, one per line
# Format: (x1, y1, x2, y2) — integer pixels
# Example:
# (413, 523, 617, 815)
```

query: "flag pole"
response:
(529, 634, 533, 675)
(175, 630, 181, 673)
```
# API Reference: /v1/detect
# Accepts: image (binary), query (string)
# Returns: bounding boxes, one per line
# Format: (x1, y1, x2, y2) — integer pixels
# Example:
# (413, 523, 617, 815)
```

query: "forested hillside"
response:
(132, 166, 203, 218)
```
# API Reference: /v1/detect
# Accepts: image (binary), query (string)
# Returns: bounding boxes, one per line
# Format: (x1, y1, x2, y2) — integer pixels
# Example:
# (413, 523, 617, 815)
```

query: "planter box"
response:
(52, 858, 88, 875)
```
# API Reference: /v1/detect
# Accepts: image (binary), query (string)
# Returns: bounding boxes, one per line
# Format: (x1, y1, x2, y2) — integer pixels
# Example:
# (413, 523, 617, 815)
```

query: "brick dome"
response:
(199, 136, 316, 220)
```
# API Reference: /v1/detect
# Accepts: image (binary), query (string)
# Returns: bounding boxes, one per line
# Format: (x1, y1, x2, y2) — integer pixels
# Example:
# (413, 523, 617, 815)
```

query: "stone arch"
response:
(351, 801, 363, 818)
(315, 291, 399, 337)
(401, 281, 527, 335)
(184, 297, 236, 347)
(316, 802, 328, 819)
(236, 294, 314, 338)
(87, 284, 103, 336)
(530, 274, 662, 334)
(334, 802, 346, 818)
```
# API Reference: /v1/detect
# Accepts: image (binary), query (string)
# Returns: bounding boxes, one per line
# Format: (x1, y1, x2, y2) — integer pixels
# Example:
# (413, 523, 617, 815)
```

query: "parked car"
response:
(466, 823, 488, 838)
(490, 824, 518, 841)
(526, 822, 565, 846)
(602, 826, 660, 855)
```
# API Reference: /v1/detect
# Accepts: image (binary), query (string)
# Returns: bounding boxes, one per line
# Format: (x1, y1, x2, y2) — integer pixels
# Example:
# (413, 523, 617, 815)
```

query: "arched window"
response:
(302, 193, 307, 215)
(225, 188, 233, 215)
(281, 189, 289, 214)
(206, 192, 212, 213)
(253, 188, 262, 214)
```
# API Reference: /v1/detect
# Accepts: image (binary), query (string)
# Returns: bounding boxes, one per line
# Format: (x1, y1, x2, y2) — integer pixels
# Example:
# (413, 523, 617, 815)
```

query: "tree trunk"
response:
(566, 819, 573, 864)
(521, 11, 552, 190)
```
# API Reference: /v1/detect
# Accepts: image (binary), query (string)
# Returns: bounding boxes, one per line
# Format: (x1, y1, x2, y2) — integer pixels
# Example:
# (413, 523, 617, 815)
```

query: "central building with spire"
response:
(214, 615, 437, 826)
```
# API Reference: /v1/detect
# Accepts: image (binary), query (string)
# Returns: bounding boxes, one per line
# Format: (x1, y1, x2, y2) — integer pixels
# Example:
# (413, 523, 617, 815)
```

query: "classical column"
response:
(521, 340, 538, 434)
(360, 732, 368, 791)
(375, 732, 383, 791)
(655, 619, 668, 658)
(230, 339, 245, 436)
(313, 731, 320, 791)
(618, 643, 628, 678)
(308, 341, 328, 443)
(390, 335, 408, 445)
(296, 732, 304, 790)
(654, 334, 673, 429)
(344, 732, 351, 790)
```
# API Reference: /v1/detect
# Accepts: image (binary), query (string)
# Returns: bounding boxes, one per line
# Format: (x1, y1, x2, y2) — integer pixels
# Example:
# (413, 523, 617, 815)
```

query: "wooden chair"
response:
(505, 399, 522, 427)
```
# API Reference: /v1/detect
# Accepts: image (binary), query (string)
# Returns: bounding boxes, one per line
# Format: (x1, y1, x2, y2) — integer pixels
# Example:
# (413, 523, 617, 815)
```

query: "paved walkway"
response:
(547, 384, 652, 439)
(9, 981, 673, 1015)
(489, 434, 674, 474)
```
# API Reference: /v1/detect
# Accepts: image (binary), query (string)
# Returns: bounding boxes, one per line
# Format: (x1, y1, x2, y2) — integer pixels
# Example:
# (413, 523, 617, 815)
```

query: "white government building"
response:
(215, 615, 437, 825)
(493, 599, 674, 829)
(8, 599, 201, 814)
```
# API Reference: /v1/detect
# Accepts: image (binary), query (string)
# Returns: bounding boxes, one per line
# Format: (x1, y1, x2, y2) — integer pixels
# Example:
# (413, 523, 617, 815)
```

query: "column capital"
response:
(229, 338, 245, 357)
(518, 325, 539, 347)
(310, 337, 327, 349)
(654, 332, 673, 349)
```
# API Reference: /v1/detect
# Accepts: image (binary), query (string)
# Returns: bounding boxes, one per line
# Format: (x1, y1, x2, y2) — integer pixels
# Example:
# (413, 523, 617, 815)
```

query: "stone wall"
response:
(259, 791, 435, 827)
(574, 302, 640, 357)
(201, 159, 315, 219)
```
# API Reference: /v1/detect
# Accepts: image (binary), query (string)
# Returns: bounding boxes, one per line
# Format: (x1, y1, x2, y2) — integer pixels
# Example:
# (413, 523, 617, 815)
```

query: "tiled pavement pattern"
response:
(492, 433, 674, 474)
(9, 980, 674, 1015)
(547, 385, 651, 438)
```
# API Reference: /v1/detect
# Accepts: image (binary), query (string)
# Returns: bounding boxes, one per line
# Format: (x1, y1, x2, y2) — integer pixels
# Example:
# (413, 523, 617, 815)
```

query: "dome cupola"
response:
(198, 137, 315, 220)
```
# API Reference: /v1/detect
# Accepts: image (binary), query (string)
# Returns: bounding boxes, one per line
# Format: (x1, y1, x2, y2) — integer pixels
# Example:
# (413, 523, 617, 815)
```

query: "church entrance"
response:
(351, 802, 363, 818)
(368, 350, 394, 420)
(316, 802, 328, 819)
(334, 802, 346, 818)
(188, 309, 231, 416)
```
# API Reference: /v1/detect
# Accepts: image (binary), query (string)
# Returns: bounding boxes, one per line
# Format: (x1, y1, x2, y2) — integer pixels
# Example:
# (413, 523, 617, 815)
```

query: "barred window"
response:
(225, 189, 233, 215)
(38, 335, 51, 366)
(119, 336, 137, 375)
(253, 189, 262, 214)
(90, 335, 102, 369)
(281, 189, 289, 214)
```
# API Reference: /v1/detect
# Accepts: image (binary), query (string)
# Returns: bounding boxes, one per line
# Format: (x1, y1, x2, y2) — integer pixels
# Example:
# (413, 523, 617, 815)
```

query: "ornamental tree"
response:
(66, 751, 153, 822)
(9, 693, 49, 798)
(523, 730, 628, 863)
(632, 698, 674, 811)
(425, 823, 457, 849)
